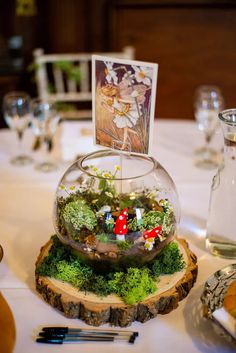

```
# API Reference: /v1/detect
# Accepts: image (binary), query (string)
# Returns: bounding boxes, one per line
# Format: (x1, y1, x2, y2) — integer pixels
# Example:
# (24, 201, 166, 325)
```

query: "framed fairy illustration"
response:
(92, 55, 158, 154)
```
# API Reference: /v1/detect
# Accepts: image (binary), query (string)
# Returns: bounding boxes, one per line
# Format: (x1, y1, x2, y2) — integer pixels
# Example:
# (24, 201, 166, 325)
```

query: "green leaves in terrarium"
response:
(62, 199, 97, 241)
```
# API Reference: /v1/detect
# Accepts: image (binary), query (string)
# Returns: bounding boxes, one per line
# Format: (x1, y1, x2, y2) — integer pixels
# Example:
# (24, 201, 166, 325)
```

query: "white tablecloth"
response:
(0, 119, 235, 353)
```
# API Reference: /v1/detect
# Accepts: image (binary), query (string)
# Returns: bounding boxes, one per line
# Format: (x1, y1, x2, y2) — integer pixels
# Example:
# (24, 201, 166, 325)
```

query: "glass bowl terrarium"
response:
(53, 150, 180, 272)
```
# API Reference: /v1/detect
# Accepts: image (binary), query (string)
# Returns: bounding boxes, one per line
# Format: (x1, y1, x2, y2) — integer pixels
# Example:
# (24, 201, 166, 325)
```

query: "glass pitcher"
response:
(206, 109, 236, 258)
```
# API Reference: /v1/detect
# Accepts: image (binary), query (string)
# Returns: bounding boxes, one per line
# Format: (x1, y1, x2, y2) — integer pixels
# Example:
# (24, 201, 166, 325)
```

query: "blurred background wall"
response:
(0, 0, 236, 127)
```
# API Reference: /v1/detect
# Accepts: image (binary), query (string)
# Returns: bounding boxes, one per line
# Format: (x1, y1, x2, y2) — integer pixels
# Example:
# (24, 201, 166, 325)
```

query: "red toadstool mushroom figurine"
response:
(114, 208, 128, 241)
(143, 225, 162, 240)
(143, 225, 163, 251)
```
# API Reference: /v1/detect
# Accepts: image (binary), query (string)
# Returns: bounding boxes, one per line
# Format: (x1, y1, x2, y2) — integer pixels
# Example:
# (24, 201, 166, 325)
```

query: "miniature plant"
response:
(89, 165, 121, 197)
(128, 210, 165, 231)
(117, 240, 133, 251)
(96, 232, 110, 243)
(142, 211, 165, 230)
(62, 199, 97, 237)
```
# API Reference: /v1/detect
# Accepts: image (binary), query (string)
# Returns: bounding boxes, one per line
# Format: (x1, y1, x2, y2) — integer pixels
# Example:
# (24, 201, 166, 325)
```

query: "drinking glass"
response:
(30, 98, 60, 172)
(194, 85, 224, 169)
(3, 91, 32, 165)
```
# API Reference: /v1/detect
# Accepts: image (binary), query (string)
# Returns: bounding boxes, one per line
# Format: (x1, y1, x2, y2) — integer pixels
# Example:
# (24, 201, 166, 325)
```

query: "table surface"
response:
(0, 119, 235, 353)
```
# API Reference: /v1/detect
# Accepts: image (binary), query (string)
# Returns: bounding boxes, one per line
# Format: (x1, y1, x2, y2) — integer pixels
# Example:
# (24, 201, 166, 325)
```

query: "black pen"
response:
(39, 331, 136, 343)
(42, 326, 139, 337)
(37, 336, 114, 344)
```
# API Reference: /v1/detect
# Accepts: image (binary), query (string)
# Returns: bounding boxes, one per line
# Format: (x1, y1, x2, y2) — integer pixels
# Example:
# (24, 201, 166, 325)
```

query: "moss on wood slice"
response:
(35, 237, 197, 327)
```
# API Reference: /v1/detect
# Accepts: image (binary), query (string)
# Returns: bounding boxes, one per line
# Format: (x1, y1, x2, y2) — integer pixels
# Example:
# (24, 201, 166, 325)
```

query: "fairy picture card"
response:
(92, 55, 158, 155)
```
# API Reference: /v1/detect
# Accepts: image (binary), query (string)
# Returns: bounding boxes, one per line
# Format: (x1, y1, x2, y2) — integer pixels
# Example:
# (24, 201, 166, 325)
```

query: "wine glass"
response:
(30, 98, 60, 172)
(3, 91, 32, 165)
(194, 85, 224, 169)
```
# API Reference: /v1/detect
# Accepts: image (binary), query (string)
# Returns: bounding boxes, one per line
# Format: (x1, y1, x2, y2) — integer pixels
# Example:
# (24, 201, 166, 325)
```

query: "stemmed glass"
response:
(194, 85, 224, 169)
(3, 91, 32, 165)
(30, 98, 60, 172)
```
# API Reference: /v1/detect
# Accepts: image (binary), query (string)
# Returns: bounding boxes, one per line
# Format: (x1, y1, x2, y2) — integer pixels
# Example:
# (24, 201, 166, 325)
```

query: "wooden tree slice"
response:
(35, 237, 197, 327)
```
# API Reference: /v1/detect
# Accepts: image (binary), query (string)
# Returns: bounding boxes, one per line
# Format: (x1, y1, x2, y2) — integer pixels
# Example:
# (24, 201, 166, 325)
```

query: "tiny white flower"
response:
(102, 171, 112, 179)
(129, 192, 136, 200)
(105, 191, 113, 198)
(96, 211, 103, 217)
(69, 185, 76, 191)
(105, 218, 114, 225)
(144, 239, 154, 251)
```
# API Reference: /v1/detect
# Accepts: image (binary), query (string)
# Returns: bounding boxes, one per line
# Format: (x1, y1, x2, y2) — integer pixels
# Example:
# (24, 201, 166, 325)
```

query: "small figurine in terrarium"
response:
(53, 149, 180, 271)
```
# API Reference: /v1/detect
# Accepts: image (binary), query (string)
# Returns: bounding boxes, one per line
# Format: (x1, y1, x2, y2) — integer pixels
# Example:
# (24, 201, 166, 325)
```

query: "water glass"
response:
(194, 85, 224, 169)
(30, 98, 60, 172)
(3, 91, 32, 165)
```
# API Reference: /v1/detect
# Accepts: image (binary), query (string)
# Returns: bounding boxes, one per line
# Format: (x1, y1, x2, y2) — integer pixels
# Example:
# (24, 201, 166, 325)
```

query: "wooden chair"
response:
(33, 47, 135, 119)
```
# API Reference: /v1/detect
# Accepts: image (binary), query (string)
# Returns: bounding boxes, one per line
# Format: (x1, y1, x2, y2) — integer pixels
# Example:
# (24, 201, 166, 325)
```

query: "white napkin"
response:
(213, 307, 236, 339)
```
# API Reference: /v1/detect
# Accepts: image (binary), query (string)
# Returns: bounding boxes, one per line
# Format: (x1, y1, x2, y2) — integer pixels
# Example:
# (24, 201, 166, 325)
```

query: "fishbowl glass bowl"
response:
(53, 150, 180, 271)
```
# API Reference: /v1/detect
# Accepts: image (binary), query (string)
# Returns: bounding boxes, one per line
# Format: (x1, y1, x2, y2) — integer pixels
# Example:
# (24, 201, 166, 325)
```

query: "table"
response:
(0, 119, 235, 353)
